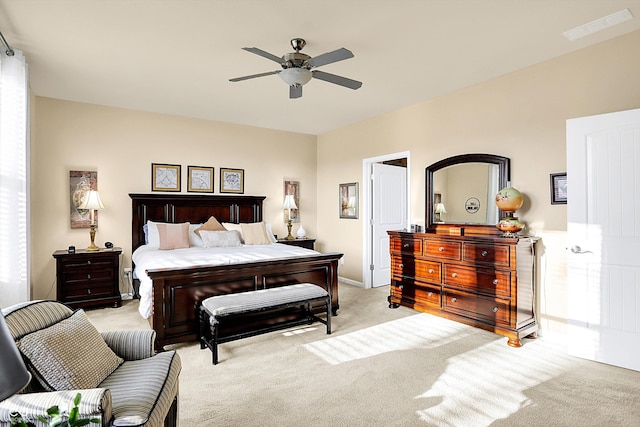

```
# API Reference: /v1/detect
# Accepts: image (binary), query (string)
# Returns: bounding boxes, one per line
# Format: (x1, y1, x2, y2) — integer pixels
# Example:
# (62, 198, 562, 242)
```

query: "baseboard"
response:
(339, 276, 364, 287)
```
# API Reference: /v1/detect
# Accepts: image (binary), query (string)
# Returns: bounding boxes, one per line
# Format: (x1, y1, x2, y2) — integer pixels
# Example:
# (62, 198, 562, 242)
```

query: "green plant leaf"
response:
(73, 393, 82, 407)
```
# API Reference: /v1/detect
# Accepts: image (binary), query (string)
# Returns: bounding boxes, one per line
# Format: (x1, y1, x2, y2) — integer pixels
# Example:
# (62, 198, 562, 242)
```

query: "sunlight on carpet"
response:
(303, 312, 475, 365)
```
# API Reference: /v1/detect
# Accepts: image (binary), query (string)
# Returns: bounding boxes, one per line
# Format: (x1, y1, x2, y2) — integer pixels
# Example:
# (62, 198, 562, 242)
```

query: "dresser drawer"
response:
(60, 258, 115, 271)
(443, 265, 511, 297)
(63, 283, 114, 300)
(63, 268, 114, 285)
(463, 243, 510, 267)
(391, 279, 441, 308)
(423, 240, 461, 261)
(391, 255, 441, 283)
(443, 289, 511, 326)
(390, 237, 422, 255)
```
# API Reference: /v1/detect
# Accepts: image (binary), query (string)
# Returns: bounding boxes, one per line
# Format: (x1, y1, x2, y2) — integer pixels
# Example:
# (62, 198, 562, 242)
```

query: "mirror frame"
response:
(425, 153, 510, 233)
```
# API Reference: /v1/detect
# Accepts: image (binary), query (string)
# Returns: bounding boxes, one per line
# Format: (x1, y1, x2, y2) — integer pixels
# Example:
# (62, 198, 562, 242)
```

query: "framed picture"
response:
(550, 172, 567, 204)
(70, 170, 98, 229)
(187, 165, 214, 193)
(284, 180, 300, 223)
(220, 168, 244, 194)
(152, 163, 181, 192)
(339, 182, 359, 219)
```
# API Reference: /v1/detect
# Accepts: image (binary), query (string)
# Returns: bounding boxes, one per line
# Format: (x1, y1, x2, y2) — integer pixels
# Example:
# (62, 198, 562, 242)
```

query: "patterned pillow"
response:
(200, 230, 242, 247)
(16, 310, 123, 391)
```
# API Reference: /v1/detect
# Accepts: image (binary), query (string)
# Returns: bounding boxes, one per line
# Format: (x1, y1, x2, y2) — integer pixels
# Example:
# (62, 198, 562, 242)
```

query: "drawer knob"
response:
(428, 269, 434, 274)
(399, 263, 404, 269)
(87, 274, 91, 280)
(492, 307, 499, 313)
(482, 251, 488, 257)
(493, 279, 499, 285)
(451, 273, 458, 278)
(398, 284, 404, 290)
(428, 292, 433, 297)
(451, 297, 457, 303)
(86, 260, 91, 265)
(438, 247, 444, 252)
(87, 289, 91, 295)
(403, 243, 410, 248)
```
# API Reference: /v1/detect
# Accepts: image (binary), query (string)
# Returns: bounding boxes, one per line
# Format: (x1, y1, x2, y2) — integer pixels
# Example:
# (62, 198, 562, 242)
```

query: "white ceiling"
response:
(1, 0, 639, 135)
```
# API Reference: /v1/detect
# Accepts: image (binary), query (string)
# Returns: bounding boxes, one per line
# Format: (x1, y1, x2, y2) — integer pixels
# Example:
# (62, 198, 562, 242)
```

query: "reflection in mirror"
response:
(433, 163, 500, 224)
(425, 154, 510, 230)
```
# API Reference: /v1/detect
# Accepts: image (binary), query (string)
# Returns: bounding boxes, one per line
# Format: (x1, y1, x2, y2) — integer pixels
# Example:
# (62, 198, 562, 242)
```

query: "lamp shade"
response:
(279, 68, 312, 86)
(78, 190, 105, 210)
(282, 194, 298, 210)
(0, 312, 31, 401)
(435, 203, 447, 214)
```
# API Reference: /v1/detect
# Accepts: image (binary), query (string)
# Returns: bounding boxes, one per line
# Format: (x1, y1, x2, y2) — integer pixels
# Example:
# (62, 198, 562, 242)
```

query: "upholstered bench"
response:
(199, 283, 331, 364)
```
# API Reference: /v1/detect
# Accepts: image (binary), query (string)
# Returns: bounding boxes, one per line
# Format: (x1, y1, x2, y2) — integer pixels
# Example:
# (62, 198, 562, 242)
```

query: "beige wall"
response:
(30, 99, 317, 300)
(317, 30, 640, 334)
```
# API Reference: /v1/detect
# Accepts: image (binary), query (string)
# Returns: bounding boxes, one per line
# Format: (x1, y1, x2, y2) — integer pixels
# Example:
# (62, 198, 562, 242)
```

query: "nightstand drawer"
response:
(63, 283, 114, 300)
(61, 258, 115, 271)
(63, 268, 114, 285)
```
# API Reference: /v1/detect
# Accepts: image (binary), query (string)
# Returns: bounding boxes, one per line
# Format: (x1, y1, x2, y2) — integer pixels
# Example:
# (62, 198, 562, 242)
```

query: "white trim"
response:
(338, 276, 364, 288)
(361, 151, 411, 289)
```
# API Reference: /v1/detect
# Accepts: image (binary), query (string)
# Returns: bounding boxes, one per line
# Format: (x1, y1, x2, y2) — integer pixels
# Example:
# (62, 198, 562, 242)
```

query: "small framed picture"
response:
(152, 163, 181, 192)
(339, 182, 358, 219)
(550, 172, 567, 204)
(187, 166, 214, 193)
(220, 168, 244, 194)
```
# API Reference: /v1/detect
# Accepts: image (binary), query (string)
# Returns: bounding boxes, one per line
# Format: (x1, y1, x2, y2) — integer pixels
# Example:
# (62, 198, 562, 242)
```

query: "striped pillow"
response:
(16, 309, 123, 391)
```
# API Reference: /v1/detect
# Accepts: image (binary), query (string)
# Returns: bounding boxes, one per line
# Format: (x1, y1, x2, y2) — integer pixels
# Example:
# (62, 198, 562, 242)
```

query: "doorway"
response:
(362, 151, 410, 289)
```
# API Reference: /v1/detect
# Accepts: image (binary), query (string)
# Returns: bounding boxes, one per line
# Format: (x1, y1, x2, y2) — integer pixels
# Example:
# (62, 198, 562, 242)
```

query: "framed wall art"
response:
(550, 172, 567, 205)
(187, 165, 214, 193)
(339, 182, 359, 219)
(152, 163, 181, 192)
(220, 168, 244, 194)
(284, 180, 300, 223)
(70, 170, 98, 229)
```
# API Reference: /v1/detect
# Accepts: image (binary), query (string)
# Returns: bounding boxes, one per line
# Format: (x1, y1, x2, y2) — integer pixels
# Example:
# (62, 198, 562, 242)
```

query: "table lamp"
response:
(282, 194, 298, 240)
(78, 190, 105, 251)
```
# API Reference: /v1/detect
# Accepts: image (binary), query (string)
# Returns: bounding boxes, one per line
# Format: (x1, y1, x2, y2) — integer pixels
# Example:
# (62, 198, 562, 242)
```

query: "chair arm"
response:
(101, 329, 156, 360)
(0, 388, 111, 427)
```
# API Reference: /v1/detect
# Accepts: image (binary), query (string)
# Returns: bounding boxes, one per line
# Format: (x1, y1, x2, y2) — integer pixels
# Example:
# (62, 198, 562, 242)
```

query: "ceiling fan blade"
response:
(306, 48, 354, 68)
(312, 70, 362, 90)
(290, 85, 302, 99)
(229, 70, 280, 82)
(242, 47, 284, 64)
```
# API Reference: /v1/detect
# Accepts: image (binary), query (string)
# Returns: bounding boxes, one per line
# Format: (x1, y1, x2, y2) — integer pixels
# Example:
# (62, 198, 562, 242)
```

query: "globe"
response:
(495, 186, 524, 213)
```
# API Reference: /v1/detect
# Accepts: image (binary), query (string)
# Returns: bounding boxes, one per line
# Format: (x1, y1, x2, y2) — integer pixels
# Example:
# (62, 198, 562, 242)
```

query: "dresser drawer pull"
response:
(428, 269, 434, 274)
(451, 273, 457, 278)
(87, 274, 91, 280)
(492, 307, 498, 313)
(438, 247, 444, 252)
(86, 260, 92, 265)
(399, 263, 404, 269)
(493, 279, 499, 285)
(403, 243, 410, 248)
(87, 289, 92, 295)
(482, 251, 488, 257)
(428, 292, 433, 297)
(398, 284, 404, 290)
(451, 297, 457, 303)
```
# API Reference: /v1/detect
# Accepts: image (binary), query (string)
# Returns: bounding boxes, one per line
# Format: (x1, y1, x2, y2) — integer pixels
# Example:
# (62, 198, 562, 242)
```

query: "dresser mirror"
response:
(425, 154, 510, 230)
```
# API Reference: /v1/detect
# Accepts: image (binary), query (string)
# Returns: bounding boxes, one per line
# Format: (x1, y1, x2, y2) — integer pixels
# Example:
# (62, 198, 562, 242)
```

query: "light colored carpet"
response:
(87, 284, 640, 426)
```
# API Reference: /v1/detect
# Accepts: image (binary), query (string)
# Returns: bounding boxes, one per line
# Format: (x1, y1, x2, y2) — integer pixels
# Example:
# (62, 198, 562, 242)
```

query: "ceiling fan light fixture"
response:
(279, 68, 312, 86)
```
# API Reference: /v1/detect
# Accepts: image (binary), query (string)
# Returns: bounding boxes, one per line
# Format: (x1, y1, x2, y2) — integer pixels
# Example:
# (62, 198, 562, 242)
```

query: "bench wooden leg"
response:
(326, 295, 332, 335)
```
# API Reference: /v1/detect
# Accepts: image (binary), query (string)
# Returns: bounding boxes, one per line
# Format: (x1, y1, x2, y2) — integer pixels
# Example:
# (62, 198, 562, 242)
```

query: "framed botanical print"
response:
(220, 168, 244, 194)
(284, 180, 300, 223)
(187, 165, 214, 193)
(70, 170, 98, 228)
(152, 163, 181, 192)
(339, 182, 358, 219)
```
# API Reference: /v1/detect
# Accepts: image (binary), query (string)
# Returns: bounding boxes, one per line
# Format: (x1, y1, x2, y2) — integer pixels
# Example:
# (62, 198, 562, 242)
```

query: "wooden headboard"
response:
(129, 193, 265, 253)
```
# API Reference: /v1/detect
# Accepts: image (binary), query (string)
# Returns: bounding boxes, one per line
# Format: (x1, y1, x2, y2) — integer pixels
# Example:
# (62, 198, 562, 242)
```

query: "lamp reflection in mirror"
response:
(78, 190, 105, 251)
(282, 194, 298, 240)
(0, 312, 31, 401)
(434, 203, 447, 223)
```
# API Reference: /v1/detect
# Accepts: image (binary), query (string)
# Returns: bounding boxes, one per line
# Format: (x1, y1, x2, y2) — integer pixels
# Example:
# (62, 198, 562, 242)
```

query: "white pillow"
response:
(146, 220, 160, 247)
(200, 230, 242, 248)
(221, 222, 244, 243)
(189, 223, 204, 247)
(265, 222, 278, 243)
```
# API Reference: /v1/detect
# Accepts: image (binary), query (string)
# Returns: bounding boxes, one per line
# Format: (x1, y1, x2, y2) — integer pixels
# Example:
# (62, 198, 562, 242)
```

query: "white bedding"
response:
(132, 243, 319, 319)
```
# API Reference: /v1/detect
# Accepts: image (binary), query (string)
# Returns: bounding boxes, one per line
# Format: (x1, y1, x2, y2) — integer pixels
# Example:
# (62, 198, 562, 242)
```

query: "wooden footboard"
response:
(146, 253, 341, 350)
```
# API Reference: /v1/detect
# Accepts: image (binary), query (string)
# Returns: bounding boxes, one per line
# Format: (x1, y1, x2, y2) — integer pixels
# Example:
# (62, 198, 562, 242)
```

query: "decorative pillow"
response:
(16, 310, 123, 391)
(241, 222, 273, 245)
(221, 222, 244, 243)
(195, 216, 226, 236)
(146, 220, 161, 247)
(200, 230, 242, 247)
(265, 222, 278, 243)
(189, 223, 204, 247)
(156, 222, 191, 250)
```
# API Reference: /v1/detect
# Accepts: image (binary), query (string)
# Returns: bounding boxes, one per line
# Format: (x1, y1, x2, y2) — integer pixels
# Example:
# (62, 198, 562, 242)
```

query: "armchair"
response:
(0, 300, 180, 427)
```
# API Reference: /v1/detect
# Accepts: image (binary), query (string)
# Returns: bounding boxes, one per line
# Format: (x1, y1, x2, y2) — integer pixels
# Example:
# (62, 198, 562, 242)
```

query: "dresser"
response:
(53, 248, 122, 309)
(388, 231, 537, 347)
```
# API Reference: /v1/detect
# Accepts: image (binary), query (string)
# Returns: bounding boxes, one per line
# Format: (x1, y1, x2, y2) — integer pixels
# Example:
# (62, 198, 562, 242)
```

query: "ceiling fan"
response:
(229, 38, 362, 99)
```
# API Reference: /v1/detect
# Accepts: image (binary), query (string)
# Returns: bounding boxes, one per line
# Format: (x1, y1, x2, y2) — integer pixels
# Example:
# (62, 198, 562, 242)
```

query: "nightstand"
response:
(277, 238, 316, 250)
(52, 247, 122, 309)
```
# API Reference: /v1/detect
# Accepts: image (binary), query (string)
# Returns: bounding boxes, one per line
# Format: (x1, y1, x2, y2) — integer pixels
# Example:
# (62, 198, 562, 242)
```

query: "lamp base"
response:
(86, 224, 100, 251)
(285, 220, 295, 240)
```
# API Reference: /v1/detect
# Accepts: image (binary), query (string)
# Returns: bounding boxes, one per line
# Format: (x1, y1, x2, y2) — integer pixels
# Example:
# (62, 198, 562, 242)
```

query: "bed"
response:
(130, 193, 342, 350)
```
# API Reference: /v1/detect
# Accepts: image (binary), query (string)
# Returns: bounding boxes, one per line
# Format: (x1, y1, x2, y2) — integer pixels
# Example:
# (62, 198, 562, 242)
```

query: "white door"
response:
(371, 163, 407, 287)
(567, 108, 640, 371)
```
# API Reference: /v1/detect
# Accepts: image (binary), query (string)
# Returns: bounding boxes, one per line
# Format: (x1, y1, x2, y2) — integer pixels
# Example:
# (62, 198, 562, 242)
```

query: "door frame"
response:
(362, 151, 411, 289)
